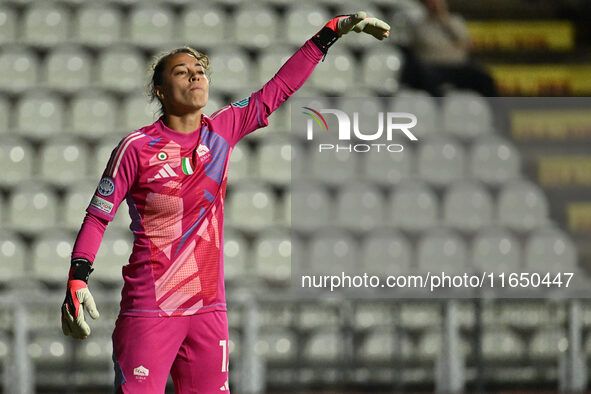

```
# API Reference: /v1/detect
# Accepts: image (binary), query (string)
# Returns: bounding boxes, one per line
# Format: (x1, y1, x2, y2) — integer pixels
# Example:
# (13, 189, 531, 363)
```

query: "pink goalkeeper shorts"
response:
(112, 310, 230, 393)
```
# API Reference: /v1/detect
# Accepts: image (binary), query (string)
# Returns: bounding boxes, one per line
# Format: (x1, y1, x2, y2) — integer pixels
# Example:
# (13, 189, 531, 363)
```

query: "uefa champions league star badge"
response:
(97, 177, 115, 197)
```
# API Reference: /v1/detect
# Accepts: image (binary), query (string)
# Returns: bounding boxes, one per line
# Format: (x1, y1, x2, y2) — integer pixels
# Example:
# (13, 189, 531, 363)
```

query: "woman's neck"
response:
(162, 111, 203, 134)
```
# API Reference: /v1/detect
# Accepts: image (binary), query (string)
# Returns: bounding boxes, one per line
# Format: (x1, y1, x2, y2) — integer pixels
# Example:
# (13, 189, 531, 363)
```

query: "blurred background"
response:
(1, 0, 591, 393)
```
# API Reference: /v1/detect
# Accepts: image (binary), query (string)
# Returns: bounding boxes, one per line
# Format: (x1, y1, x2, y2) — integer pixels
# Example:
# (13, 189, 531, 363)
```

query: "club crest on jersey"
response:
(97, 177, 115, 196)
(197, 144, 212, 164)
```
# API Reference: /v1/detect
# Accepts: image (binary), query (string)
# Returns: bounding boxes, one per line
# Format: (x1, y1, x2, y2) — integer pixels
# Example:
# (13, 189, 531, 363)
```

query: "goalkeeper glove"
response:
(312, 11, 391, 54)
(61, 258, 100, 339)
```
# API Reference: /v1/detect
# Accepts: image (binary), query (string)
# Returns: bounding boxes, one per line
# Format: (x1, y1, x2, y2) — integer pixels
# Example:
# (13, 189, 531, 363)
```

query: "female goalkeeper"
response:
(60, 12, 389, 394)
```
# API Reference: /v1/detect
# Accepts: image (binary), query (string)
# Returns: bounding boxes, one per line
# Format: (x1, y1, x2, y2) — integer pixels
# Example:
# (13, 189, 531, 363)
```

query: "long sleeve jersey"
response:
(72, 40, 323, 317)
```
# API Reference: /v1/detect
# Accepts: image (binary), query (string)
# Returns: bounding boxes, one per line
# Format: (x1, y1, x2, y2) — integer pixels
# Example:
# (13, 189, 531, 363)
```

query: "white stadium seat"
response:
(223, 227, 249, 283)
(31, 230, 75, 285)
(44, 46, 93, 92)
(180, 5, 228, 47)
(307, 229, 358, 275)
(0, 6, 17, 44)
(129, 5, 176, 48)
(233, 5, 278, 49)
(122, 95, 161, 132)
(93, 228, 133, 286)
(208, 47, 254, 92)
(75, 5, 123, 46)
(39, 137, 89, 187)
(253, 228, 294, 285)
(15, 91, 65, 139)
(0, 229, 27, 283)
(255, 137, 299, 185)
(361, 228, 412, 276)
(388, 180, 438, 232)
(290, 180, 332, 232)
(417, 227, 468, 274)
(6, 182, 58, 234)
(0, 47, 39, 92)
(471, 226, 521, 274)
(391, 91, 439, 140)
(442, 92, 493, 140)
(98, 46, 145, 92)
(60, 180, 96, 231)
(443, 180, 494, 231)
(497, 179, 549, 232)
(310, 47, 356, 94)
(469, 135, 521, 186)
(524, 226, 578, 274)
(70, 91, 119, 137)
(360, 46, 403, 94)
(335, 182, 385, 232)
(0, 136, 35, 187)
(284, 6, 329, 46)
(226, 182, 276, 232)
(23, 4, 70, 46)
(417, 136, 466, 186)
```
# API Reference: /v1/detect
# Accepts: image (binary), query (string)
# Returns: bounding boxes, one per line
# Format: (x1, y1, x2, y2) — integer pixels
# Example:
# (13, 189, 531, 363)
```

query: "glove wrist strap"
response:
(311, 26, 339, 55)
(71, 258, 94, 283)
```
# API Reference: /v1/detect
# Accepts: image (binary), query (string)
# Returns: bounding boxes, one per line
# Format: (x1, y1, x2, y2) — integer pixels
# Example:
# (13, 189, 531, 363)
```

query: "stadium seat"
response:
(78, 331, 113, 364)
(70, 91, 119, 137)
(92, 136, 122, 180)
(39, 137, 89, 187)
(416, 329, 470, 361)
(44, 46, 92, 92)
(202, 92, 224, 119)
(417, 136, 466, 186)
(0, 136, 34, 187)
(180, 4, 227, 46)
(400, 301, 441, 330)
(93, 228, 133, 286)
(28, 332, 72, 366)
(122, 95, 161, 131)
(98, 46, 145, 92)
(226, 182, 276, 232)
(233, 5, 278, 49)
(208, 47, 254, 92)
(0, 96, 9, 133)
(6, 181, 58, 234)
(223, 228, 249, 283)
(391, 91, 439, 140)
(471, 226, 521, 275)
(361, 228, 412, 276)
(290, 180, 332, 232)
(497, 179, 549, 232)
(524, 226, 578, 274)
(310, 47, 356, 94)
(417, 227, 468, 274)
(496, 300, 565, 330)
(0, 6, 16, 44)
(30, 230, 74, 285)
(299, 302, 341, 329)
(360, 46, 403, 94)
(442, 92, 492, 140)
(0, 229, 26, 283)
(129, 5, 176, 49)
(253, 227, 294, 285)
(255, 328, 295, 362)
(530, 327, 566, 360)
(361, 144, 413, 186)
(61, 180, 96, 231)
(23, 4, 70, 46)
(303, 327, 343, 361)
(335, 182, 385, 232)
(75, 5, 123, 47)
(482, 327, 526, 361)
(0, 47, 39, 92)
(308, 141, 359, 186)
(307, 229, 358, 275)
(358, 327, 413, 363)
(469, 135, 521, 186)
(227, 143, 253, 184)
(388, 180, 438, 233)
(255, 137, 299, 185)
(353, 302, 397, 329)
(15, 91, 65, 139)
(256, 45, 295, 86)
(284, 6, 330, 46)
(443, 180, 494, 232)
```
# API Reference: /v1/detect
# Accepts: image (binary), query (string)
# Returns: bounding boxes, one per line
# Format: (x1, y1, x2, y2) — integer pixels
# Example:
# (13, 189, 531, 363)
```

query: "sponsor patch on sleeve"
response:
(90, 195, 114, 214)
(97, 177, 115, 197)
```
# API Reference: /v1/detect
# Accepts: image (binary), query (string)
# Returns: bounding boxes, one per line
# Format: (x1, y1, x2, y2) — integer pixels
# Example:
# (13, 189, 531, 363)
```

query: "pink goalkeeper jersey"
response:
(75, 40, 323, 317)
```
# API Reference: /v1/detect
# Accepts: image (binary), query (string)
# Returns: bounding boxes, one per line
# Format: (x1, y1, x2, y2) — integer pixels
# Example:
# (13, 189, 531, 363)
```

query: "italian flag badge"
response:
(182, 157, 194, 175)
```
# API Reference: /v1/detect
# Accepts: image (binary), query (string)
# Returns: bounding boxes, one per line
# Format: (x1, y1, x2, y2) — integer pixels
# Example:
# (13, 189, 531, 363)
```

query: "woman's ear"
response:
(155, 86, 164, 101)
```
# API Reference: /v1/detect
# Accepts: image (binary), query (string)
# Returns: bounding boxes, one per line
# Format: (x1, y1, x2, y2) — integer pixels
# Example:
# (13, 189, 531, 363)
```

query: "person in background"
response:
(401, 0, 498, 97)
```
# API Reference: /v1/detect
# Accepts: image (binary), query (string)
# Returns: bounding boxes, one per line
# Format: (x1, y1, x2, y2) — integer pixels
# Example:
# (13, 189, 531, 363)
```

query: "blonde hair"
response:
(147, 47, 210, 115)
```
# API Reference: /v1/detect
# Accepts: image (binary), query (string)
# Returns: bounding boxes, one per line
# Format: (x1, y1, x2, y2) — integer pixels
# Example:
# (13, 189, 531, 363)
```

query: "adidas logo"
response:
(148, 163, 177, 182)
(133, 365, 149, 377)
(219, 380, 229, 391)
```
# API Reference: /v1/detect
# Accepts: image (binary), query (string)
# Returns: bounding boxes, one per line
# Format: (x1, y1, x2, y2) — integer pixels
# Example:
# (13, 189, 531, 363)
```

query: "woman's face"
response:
(156, 52, 209, 116)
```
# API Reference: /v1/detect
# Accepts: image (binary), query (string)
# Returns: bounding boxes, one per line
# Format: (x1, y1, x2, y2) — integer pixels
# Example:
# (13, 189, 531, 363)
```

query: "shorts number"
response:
(219, 340, 228, 373)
